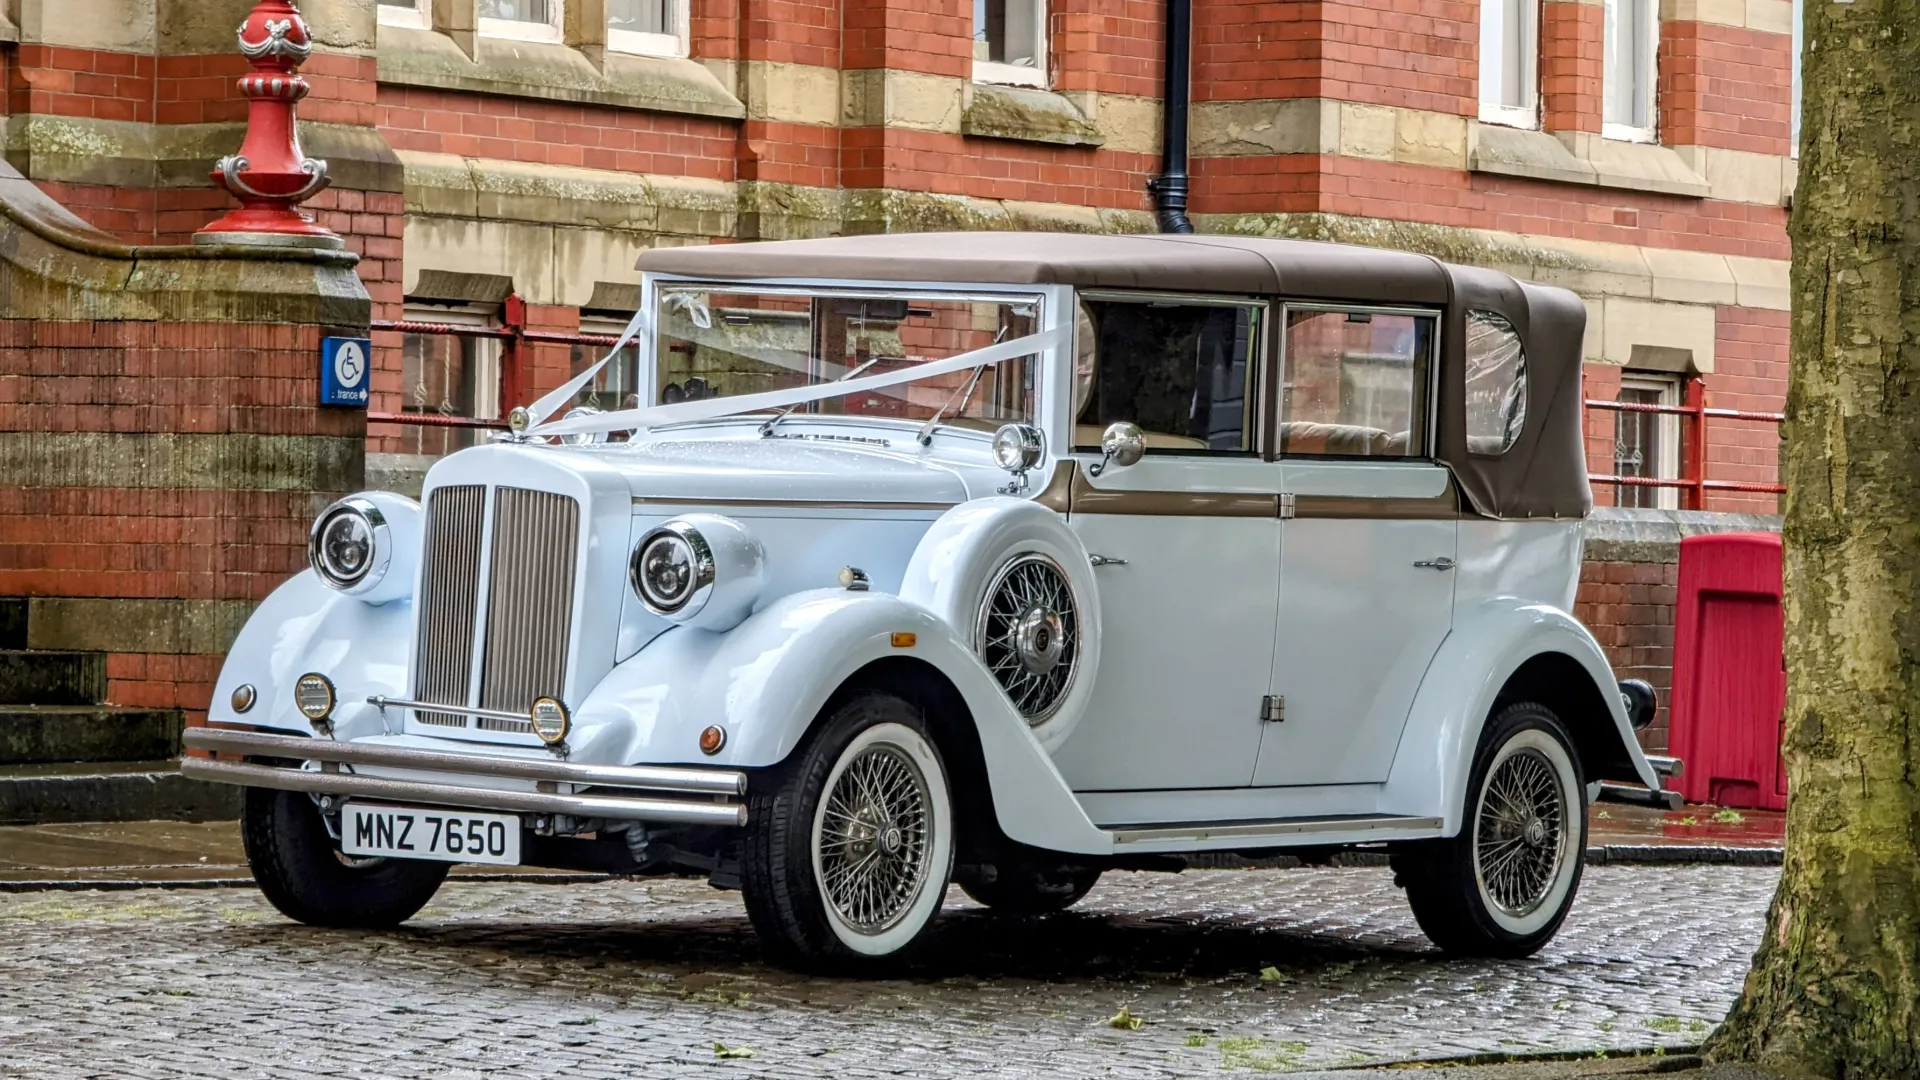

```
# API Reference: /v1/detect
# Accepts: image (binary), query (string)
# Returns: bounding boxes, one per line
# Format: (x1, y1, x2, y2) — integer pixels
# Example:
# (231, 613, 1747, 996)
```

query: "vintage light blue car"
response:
(187, 232, 1676, 968)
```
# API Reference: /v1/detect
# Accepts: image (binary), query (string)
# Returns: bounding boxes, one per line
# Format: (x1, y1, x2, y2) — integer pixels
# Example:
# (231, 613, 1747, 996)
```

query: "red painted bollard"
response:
(194, 1, 340, 248)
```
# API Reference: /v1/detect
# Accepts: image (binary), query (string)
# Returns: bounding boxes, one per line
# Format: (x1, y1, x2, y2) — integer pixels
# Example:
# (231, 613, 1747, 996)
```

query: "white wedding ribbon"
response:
(527, 323, 1070, 439)
(518, 301, 655, 427)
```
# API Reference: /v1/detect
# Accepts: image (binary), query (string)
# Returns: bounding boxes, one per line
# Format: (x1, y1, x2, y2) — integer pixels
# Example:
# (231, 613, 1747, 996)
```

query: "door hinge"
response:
(1278, 493, 1296, 520)
(1261, 694, 1286, 723)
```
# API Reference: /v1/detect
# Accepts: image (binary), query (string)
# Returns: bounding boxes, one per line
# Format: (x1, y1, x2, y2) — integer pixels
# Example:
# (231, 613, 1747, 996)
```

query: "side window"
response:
(1464, 310, 1528, 454)
(1072, 297, 1262, 454)
(1279, 308, 1435, 458)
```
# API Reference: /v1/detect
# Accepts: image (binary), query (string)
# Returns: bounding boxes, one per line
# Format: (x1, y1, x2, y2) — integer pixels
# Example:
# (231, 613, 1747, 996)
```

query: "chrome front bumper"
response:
(181, 727, 748, 827)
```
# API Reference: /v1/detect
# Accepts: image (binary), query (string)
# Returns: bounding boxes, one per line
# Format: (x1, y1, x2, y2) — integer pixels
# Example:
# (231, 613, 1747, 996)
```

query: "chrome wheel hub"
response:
(1013, 605, 1067, 675)
(978, 554, 1079, 723)
(817, 743, 932, 934)
(1474, 747, 1567, 918)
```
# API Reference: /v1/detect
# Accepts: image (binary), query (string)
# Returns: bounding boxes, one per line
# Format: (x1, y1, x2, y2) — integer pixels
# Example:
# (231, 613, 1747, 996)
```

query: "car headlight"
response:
(630, 514, 766, 631)
(307, 492, 420, 604)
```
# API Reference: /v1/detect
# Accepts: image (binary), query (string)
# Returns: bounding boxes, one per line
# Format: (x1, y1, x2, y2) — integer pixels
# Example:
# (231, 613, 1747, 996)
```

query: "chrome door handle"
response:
(1088, 553, 1128, 567)
(1413, 556, 1456, 571)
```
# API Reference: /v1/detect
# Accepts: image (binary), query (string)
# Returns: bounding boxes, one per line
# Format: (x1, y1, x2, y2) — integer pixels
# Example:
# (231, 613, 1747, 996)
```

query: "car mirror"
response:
(1090, 421, 1145, 477)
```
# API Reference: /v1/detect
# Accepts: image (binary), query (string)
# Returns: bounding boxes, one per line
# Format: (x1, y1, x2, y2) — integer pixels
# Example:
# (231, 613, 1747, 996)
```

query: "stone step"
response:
(0, 705, 183, 765)
(0, 598, 26, 650)
(0, 760, 241, 825)
(0, 649, 108, 706)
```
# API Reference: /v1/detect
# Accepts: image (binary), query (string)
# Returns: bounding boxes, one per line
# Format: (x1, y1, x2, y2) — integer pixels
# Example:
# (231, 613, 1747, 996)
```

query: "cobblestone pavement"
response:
(0, 865, 1774, 1078)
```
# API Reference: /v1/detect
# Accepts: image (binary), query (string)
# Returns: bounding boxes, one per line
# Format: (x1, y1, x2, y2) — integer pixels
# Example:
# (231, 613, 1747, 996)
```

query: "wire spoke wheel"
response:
(1473, 746, 1568, 918)
(814, 743, 934, 935)
(977, 553, 1079, 724)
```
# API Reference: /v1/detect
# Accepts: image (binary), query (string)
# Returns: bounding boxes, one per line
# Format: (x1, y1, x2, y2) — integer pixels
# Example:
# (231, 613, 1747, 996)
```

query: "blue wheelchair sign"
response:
(320, 336, 372, 407)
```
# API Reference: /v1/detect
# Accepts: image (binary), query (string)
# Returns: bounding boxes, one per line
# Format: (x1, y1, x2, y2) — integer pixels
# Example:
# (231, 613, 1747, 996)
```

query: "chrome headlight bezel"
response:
(631, 524, 716, 617)
(629, 514, 767, 631)
(309, 497, 389, 594)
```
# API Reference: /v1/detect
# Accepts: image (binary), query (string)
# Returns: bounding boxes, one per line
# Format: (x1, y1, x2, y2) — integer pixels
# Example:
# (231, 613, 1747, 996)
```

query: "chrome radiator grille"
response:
(477, 488, 580, 730)
(411, 484, 582, 736)
(413, 485, 484, 727)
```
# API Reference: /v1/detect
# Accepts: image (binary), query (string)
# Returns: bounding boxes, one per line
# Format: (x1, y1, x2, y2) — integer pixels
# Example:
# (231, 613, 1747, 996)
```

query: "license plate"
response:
(340, 803, 522, 865)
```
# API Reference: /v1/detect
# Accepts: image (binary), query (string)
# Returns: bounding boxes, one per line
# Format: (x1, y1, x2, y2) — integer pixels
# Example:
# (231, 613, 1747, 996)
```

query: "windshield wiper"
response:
(916, 326, 1009, 446)
(759, 355, 881, 437)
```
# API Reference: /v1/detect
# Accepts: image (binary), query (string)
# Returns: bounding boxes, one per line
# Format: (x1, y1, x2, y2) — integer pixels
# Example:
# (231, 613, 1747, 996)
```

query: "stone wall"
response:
(0, 159, 369, 718)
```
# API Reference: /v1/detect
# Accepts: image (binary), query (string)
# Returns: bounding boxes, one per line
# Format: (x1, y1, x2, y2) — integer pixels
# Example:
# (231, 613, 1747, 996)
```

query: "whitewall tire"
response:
(1392, 701, 1587, 958)
(742, 692, 955, 968)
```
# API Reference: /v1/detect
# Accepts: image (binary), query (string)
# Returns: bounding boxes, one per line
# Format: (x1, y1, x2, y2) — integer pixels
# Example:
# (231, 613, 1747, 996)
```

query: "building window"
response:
(1479, 0, 1538, 128)
(479, 0, 563, 42)
(608, 0, 688, 57)
(974, 0, 1046, 87)
(1602, 0, 1657, 141)
(401, 304, 504, 455)
(1790, 0, 1803, 154)
(575, 314, 644, 420)
(1614, 373, 1680, 509)
(376, 0, 429, 28)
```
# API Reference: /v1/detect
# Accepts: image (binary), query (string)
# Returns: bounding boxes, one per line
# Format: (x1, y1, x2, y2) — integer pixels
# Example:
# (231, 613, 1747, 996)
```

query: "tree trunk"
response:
(1704, 0, 1920, 1075)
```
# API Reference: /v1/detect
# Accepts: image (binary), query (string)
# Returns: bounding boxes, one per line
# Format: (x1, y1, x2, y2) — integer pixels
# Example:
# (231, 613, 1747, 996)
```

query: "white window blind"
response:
(1479, 0, 1538, 127)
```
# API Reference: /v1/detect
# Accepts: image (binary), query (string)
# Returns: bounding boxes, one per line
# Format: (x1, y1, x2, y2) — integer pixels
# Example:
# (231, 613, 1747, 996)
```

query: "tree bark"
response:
(1704, 0, 1920, 1075)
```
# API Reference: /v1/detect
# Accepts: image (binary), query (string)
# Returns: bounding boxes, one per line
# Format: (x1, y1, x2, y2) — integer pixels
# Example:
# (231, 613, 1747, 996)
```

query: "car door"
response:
(1048, 293, 1280, 792)
(1254, 304, 1457, 787)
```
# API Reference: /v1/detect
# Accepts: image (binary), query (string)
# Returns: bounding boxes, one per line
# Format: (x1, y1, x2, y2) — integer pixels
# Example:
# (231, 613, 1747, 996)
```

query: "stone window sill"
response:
(961, 82, 1104, 148)
(376, 24, 744, 122)
(1470, 125, 1709, 198)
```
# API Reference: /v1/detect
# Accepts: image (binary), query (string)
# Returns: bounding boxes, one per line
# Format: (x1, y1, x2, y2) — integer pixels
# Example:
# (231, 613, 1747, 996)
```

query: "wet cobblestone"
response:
(0, 865, 1774, 1077)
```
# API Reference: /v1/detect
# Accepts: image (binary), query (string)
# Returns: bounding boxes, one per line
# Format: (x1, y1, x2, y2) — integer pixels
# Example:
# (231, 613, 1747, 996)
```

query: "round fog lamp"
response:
(294, 673, 335, 722)
(230, 683, 257, 714)
(531, 696, 571, 745)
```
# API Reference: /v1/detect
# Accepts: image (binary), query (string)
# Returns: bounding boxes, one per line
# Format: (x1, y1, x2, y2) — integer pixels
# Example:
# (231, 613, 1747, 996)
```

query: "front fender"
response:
(1384, 598, 1661, 834)
(209, 571, 412, 739)
(572, 588, 1111, 855)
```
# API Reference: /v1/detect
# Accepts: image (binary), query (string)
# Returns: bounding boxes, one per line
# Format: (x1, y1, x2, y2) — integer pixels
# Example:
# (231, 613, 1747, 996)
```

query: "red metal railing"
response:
(365, 313, 1789, 509)
(1584, 375, 1786, 510)
(366, 300, 630, 433)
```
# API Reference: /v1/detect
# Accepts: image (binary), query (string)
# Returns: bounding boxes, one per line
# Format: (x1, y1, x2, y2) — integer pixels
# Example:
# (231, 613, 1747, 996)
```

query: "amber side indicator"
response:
(699, 725, 727, 755)
(891, 632, 917, 648)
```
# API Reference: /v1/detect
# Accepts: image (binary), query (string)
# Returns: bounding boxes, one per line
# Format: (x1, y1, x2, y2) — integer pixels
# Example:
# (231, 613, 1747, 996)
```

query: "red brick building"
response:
(0, 0, 1797, 744)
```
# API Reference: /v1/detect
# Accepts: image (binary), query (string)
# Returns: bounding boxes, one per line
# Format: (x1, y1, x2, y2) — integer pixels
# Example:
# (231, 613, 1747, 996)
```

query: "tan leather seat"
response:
(1278, 421, 1399, 456)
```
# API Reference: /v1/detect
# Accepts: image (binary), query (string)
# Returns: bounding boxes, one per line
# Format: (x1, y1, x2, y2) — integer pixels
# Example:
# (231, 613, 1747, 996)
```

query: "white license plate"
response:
(340, 803, 522, 865)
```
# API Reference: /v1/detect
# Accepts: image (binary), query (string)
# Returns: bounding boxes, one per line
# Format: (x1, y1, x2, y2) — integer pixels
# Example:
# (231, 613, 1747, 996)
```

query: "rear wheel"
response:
(1393, 701, 1586, 958)
(958, 862, 1101, 914)
(741, 692, 955, 969)
(241, 787, 449, 929)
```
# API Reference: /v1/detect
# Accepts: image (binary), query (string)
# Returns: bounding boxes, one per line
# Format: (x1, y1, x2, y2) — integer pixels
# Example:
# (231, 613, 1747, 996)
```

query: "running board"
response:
(1108, 814, 1443, 848)
(1594, 780, 1684, 811)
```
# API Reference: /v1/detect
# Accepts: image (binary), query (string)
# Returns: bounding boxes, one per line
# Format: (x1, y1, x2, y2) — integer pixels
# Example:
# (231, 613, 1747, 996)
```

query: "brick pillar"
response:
(1540, 0, 1603, 134)
(0, 164, 370, 719)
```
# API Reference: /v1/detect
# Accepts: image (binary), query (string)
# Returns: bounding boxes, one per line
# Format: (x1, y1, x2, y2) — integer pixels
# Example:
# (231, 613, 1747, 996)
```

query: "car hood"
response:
(420, 436, 973, 508)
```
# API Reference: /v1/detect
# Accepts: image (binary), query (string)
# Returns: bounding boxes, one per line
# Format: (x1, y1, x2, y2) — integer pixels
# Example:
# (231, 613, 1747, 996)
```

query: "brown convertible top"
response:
(637, 233, 1592, 521)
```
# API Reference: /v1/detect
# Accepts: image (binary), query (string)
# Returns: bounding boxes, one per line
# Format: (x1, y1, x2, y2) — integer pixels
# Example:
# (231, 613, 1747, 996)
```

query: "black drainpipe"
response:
(1147, 0, 1193, 234)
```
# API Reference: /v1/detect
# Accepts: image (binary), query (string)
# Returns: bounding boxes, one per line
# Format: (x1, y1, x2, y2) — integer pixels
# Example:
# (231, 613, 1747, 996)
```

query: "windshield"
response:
(652, 286, 1042, 430)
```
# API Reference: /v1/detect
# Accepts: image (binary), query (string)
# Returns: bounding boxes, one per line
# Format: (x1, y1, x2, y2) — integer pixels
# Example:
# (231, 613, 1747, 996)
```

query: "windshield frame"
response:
(635, 276, 1057, 440)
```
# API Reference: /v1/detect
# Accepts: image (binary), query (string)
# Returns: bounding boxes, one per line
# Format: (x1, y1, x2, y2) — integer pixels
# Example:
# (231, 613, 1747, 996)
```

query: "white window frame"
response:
(1615, 373, 1680, 510)
(608, 0, 690, 58)
(479, 0, 565, 43)
(1790, 0, 1802, 155)
(1478, 0, 1539, 129)
(376, 0, 430, 30)
(974, 0, 1047, 88)
(1602, 0, 1659, 143)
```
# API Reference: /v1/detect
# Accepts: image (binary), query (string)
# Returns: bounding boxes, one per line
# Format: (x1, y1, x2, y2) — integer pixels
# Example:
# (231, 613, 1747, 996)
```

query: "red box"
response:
(1667, 532, 1786, 810)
